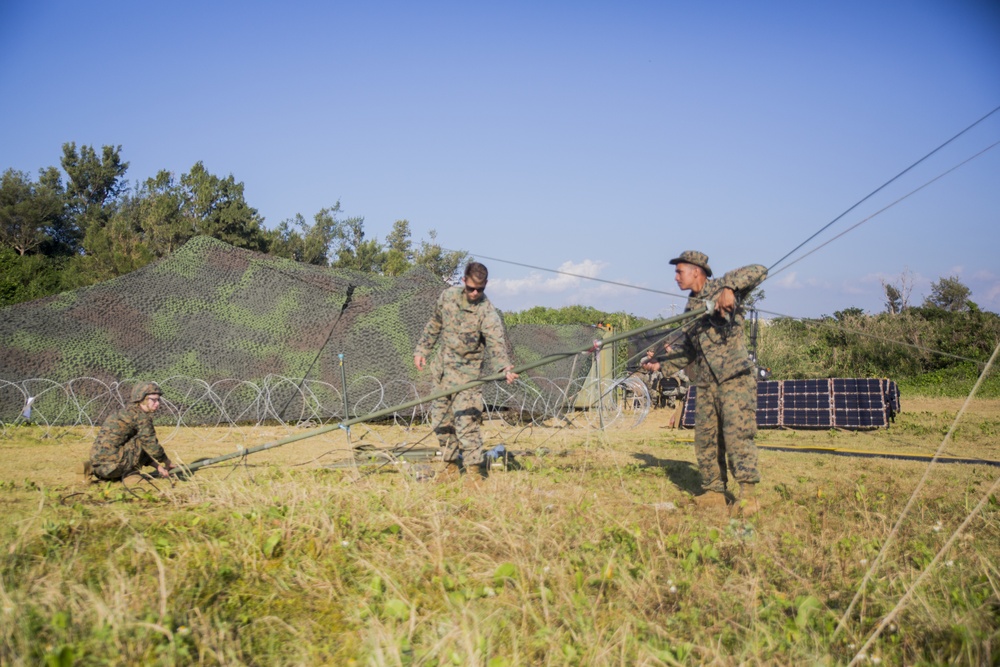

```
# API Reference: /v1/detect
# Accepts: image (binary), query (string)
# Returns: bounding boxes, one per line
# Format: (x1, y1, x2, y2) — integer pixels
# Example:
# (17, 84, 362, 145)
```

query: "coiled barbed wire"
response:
(0, 374, 652, 441)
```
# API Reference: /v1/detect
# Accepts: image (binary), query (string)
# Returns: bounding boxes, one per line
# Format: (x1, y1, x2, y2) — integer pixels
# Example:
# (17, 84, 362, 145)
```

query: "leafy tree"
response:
(268, 209, 340, 266)
(327, 208, 387, 272)
(180, 162, 268, 252)
(36, 166, 76, 255)
(66, 199, 156, 284)
(383, 219, 413, 276)
(924, 275, 971, 312)
(0, 169, 64, 256)
(61, 142, 128, 234)
(833, 307, 864, 321)
(881, 268, 913, 314)
(414, 230, 468, 282)
(883, 282, 903, 314)
(134, 170, 191, 256)
(269, 214, 311, 264)
(0, 247, 65, 307)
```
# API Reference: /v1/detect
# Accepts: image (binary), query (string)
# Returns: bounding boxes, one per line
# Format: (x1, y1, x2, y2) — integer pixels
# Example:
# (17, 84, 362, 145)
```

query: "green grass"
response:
(2, 401, 999, 665)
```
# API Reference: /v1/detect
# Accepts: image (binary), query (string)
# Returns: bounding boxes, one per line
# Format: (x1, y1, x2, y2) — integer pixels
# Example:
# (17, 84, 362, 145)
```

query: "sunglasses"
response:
(464, 284, 486, 294)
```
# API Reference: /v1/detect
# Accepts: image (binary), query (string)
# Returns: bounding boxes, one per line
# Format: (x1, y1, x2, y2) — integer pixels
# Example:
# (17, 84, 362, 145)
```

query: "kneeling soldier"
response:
(86, 382, 176, 480)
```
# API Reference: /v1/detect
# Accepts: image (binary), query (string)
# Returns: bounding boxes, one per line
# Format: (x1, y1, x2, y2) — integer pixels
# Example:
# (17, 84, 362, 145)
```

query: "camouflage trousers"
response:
(92, 441, 157, 481)
(429, 382, 486, 467)
(694, 371, 760, 493)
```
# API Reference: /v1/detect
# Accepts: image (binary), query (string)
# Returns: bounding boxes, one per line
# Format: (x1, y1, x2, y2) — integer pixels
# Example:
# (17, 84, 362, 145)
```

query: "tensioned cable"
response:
(448, 259, 992, 370)
(448, 251, 689, 300)
(768, 104, 1000, 274)
(452, 136, 1000, 370)
(770, 138, 1000, 279)
(470, 134, 994, 308)
(833, 338, 1000, 644)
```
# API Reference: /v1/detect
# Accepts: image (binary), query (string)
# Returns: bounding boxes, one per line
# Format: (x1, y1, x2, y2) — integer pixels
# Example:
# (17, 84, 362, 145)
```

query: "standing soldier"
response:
(657, 251, 767, 516)
(85, 382, 176, 481)
(414, 262, 519, 487)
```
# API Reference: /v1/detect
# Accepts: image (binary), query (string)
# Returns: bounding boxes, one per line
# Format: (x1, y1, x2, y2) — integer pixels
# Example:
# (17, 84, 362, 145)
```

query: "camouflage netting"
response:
(0, 236, 597, 425)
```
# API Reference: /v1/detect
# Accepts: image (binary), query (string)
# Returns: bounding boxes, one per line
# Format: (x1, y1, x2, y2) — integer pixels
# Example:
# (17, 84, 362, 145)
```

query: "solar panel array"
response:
(682, 378, 899, 430)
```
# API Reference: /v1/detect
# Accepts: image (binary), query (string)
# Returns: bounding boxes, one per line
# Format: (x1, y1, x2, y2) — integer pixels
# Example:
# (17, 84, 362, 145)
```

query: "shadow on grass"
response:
(632, 453, 702, 495)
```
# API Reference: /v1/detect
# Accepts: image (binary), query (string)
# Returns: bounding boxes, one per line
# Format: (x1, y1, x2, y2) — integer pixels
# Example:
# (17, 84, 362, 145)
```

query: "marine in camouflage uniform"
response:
(657, 251, 767, 514)
(89, 382, 175, 480)
(414, 262, 518, 482)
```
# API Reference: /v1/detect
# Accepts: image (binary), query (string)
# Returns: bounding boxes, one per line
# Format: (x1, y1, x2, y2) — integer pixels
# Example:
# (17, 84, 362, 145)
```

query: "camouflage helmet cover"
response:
(130, 381, 163, 403)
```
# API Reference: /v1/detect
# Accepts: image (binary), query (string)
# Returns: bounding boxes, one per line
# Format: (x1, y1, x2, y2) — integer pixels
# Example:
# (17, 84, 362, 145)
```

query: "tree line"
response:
(0, 143, 468, 307)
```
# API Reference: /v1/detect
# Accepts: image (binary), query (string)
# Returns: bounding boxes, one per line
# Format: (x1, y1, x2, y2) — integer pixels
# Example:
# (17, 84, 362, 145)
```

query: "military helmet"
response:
(130, 381, 163, 403)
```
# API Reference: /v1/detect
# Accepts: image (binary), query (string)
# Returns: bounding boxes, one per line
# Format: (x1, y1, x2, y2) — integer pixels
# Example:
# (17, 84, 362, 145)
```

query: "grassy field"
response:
(1, 398, 998, 665)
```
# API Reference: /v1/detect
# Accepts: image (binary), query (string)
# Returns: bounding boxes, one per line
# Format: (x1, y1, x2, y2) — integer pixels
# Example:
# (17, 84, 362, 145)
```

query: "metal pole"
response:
(338, 353, 350, 419)
(175, 305, 709, 474)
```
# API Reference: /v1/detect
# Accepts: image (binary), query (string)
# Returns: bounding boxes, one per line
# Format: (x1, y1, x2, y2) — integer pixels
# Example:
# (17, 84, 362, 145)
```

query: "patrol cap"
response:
(130, 381, 163, 403)
(668, 250, 712, 278)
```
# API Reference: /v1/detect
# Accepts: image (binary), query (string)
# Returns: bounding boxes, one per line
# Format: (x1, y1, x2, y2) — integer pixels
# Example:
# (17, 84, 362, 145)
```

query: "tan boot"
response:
(435, 461, 462, 484)
(738, 483, 760, 518)
(79, 460, 95, 484)
(693, 491, 728, 511)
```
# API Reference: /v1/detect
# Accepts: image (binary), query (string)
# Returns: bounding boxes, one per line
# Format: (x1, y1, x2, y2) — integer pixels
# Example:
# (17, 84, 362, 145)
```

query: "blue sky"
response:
(2, 1, 998, 320)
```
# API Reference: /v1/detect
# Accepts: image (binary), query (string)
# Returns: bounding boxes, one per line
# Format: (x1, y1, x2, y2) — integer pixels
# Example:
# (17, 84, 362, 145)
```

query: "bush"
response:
(756, 308, 999, 396)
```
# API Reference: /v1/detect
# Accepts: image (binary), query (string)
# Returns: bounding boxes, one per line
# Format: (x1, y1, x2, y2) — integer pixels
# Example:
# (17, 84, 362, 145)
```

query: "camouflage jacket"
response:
(661, 264, 766, 386)
(90, 403, 169, 468)
(415, 286, 513, 381)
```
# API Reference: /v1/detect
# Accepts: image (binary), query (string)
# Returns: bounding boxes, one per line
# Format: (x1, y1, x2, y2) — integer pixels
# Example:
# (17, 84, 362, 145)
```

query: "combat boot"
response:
(435, 461, 462, 485)
(693, 491, 728, 511)
(737, 483, 760, 518)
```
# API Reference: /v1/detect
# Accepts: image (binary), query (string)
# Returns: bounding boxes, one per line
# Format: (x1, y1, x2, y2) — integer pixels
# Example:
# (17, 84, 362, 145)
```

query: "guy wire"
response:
(456, 136, 1000, 369)
(768, 103, 1000, 274)
(770, 137, 1000, 280)
(457, 246, 989, 369)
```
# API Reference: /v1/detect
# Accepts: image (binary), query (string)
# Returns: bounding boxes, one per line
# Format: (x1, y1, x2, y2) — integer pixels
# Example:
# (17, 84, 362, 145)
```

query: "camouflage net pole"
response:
(175, 305, 711, 474)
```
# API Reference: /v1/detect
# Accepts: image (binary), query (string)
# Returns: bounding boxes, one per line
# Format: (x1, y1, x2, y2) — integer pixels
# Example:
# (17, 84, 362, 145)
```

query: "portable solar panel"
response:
(782, 378, 832, 428)
(756, 380, 781, 427)
(832, 378, 887, 428)
(676, 377, 898, 432)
